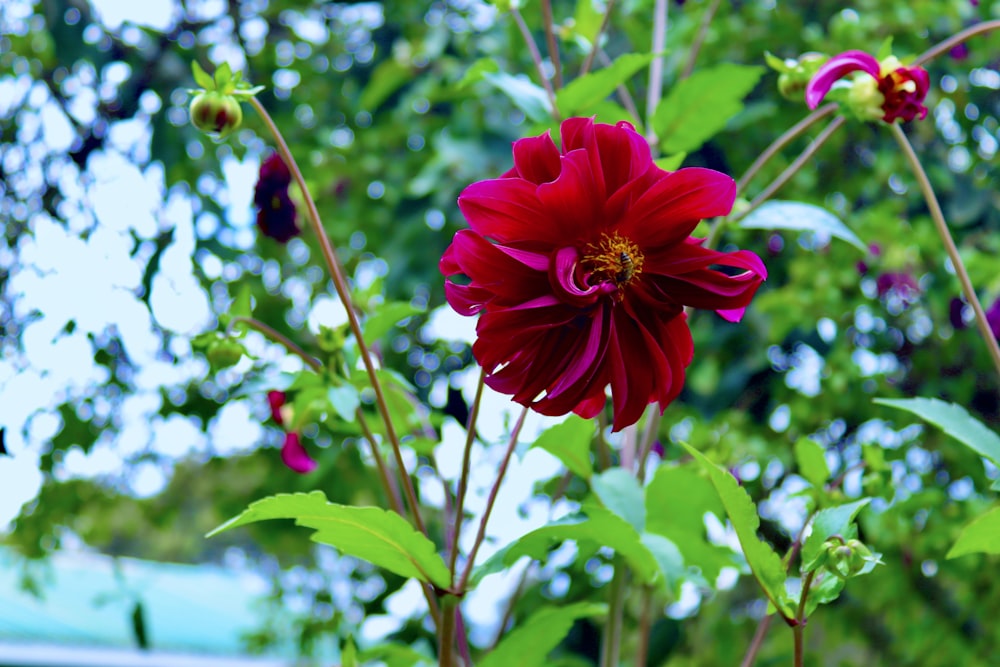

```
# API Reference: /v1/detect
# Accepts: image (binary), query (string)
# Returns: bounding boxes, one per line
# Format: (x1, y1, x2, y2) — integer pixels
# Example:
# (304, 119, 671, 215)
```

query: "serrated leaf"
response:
(874, 397, 1000, 466)
(653, 63, 763, 153)
(947, 506, 1000, 558)
(531, 415, 594, 480)
(592, 468, 645, 532)
(479, 603, 607, 667)
(556, 53, 654, 115)
(191, 61, 214, 89)
(739, 201, 867, 252)
(328, 385, 361, 422)
(800, 499, 871, 572)
(482, 71, 552, 123)
(208, 492, 451, 589)
(640, 533, 685, 594)
(794, 438, 830, 487)
(680, 443, 794, 618)
(646, 465, 724, 537)
(363, 301, 424, 347)
(655, 153, 686, 171)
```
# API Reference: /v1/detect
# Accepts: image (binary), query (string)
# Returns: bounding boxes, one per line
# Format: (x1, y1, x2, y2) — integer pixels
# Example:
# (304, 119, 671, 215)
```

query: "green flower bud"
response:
(189, 91, 243, 138)
(777, 52, 828, 101)
(207, 338, 246, 371)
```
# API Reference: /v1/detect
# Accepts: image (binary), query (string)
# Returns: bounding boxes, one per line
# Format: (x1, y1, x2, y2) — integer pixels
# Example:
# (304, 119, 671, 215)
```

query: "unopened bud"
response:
(190, 91, 243, 138)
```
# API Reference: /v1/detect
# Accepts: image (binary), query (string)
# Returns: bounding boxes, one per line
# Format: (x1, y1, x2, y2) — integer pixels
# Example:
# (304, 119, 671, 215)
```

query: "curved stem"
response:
(456, 406, 530, 592)
(914, 19, 1000, 67)
(229, 316, 322, 373)
(540, 0, 562, 89)
(448, 370, 486, 578)
(679, 0, 722, 79)
(581, 0, 617, 76)
(249, 97, 427, 537)
(645, 0, 669, 148)
(890, 123, 1000, 381)
(510, 8, 560, 120)
(739, 613, 774, 667)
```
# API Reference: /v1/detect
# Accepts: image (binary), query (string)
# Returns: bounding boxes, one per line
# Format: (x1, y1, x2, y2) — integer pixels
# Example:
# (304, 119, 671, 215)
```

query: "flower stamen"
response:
(583, 232, 644, 292)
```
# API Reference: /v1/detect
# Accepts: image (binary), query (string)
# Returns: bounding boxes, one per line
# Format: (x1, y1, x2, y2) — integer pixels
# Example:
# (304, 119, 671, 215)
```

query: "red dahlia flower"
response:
(440, 117, 766, 430)
(806, 51, 929, 124)
(254, 153, 300, 243)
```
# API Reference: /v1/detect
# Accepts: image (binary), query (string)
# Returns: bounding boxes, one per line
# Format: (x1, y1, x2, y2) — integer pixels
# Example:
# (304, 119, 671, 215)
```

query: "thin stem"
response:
(645, 0, 669, 147)
(229, 316, 321, 373)
(581, 0, 616, 76)
(730, 115, 846, 226)
(890, 123, 1000, 380)
(600, 558, 627, 667)
(792, 569, 817, 667)
(439, 595, 458, 667)
(448, 370, 487, 578)
(739, 613, 774, 667)
(598, 48, 643, 126)
(634, 587, 654, 667)
(914, 19, 1000, 67)
(540, 0, 562, 89)
(249, 97, 427, 537)
(635, 407, 662, 480)
(679, 0, 721, 79)
(510, 8, 560, 121)
(456, 406, 530, 592)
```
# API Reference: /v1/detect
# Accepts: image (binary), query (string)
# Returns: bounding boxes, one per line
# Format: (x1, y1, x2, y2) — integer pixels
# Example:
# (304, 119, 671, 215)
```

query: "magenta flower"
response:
(440, 117, 766, 430)
(806, 51, 929, 123)
(254, 154, 300, 243)
(266, 390, 317, 474)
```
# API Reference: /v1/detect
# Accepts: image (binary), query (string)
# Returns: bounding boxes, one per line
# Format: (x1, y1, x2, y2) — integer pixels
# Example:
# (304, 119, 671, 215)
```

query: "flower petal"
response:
(805, 50, 881, 109)
(281, 432, 317, 474)
(458, 178, 565, 247)
(512, 131, 562, 184)
(536, 149, 606, 235)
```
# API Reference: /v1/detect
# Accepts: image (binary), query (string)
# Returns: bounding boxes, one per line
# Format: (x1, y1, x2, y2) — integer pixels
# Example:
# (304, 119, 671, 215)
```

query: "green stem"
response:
(645, 0, 669, 148)
(600, 558, 627, 667)
(540, 0, 562, 89)
(889, 123, 1000, 381)
(456, 406, 530, 592)
(448, 370, 486, 578)
(914, 19, 1000, 67)
(439, 595, 458, 667)
(739, 613, 774, 667)
(581, 0, 617, 76)
(229, 316, 321, 372)
(634, 586, 654, 667)
(793, 569, 817, 667)
(679, 0, 721, 79)
(510, 8, 560, 120)
(248, 97, 427, 537)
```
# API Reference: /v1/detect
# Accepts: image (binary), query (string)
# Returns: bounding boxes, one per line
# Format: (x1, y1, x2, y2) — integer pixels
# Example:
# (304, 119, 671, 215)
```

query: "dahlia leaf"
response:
(556, 52, 654, 116)
(875, 397, 1000, 466)
(592, 468, 645, 532)
(457, 58, 500, 89)
(680, 443, 795, 618)
(800, 499, 871, 573)
(653, 63, 764, 153)
(640, 533, 685, 595)
(947, 506, 1000, 559)
(794, 437, 830, 488)
(327, 384, 361, 422)
(479, 603, 607, 667)
(208, 492, 451, 589)
(362, 301, 426, 347)
(738, 200, 867, 253)
(655, 153, 686, 171)
(531, 415, 595, 480)
(482, 71, 552, 123)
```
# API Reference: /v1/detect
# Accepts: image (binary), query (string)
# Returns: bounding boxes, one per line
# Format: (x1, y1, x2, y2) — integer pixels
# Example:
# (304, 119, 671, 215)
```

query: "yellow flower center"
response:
(582, 232, 644, 292)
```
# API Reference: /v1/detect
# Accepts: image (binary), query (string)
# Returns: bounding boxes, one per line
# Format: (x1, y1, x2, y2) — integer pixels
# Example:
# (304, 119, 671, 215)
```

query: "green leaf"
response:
(571, 0, 605, 46)
(479, 603, 607, 667)
(360, 60, 412, 111)
(342, 636, 358, 667)
(214, 62, 233, 89)
(947, 506, 1000, 559)
(646, 465, 724, 538)
(794, 438, 830, 487)
(531, 415, 594, 480)
(482, 71, 552, 123)
(208, 492, 451, 589)
(654, 153, 686, 171)
(874, 397, 1000, 466)
(653, 63, 764, 153)
(591, 468, 645, 533)
(458, 58, 500, 89)
(640, 533, 685, 594)
(876, 37, 894, 62)
(679, 443, 794, 618)
(738, 201, 867, 253)
(358, 644, 434, 667)
(191, 61, 214, 90)
(328, 385, 361, 422)
(363, 301, 424, 347)
(800, 499, 871, 572)
(231, 283, 252, 320)
(803, 573, 846, 616)
(556, 53, 654, 116)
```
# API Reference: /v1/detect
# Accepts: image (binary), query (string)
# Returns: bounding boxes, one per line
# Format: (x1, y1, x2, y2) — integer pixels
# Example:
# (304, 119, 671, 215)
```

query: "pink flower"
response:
(280, 432, 317, 474)
(806, 51, 929, 123)
(267, 390, 287, 425)
(254, 154, 300, 243)
(440, 118, 766, 430)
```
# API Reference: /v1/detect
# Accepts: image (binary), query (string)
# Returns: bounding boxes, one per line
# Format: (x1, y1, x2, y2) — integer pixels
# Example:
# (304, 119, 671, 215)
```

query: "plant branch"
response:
(793, 569, 817, 667)
(645, 0, 669, 147)
(739, 613, 774, 667)
(679, 0, 722, 79)
(890, 123, 1000, 380)
(914, 19, 1000, 67)
(540, 0, 563, 89)
(581, 0, 617, 76)
(456, 406, 530, 592)
(600, 557, 627, 667)
(439, 595, 457, 667)
(229, 316, 321, 372)
(249, 97, 427, 537)
(634, 586, 654, 667)
(510, 8, 561, 120)
(448, 370, 486, 578)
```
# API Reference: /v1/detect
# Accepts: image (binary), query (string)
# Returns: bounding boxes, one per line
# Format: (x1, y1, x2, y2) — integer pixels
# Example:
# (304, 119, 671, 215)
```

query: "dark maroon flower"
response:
(440, 118, 766, 430)
(267, 390, 286, 425)
(806, 51, 929, 124)
(875, 272, 920, 299)
(281, 432, 317, 474)
(254, 153, 299, 243)
(987, 298, 1000, 340)
(950, 298, 968, 330)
